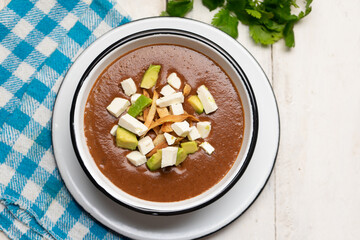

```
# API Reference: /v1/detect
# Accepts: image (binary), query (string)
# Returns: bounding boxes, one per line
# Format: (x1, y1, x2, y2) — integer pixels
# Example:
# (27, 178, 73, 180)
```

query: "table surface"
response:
(121, 1, 360, 239)
(2, 0, 360, 239)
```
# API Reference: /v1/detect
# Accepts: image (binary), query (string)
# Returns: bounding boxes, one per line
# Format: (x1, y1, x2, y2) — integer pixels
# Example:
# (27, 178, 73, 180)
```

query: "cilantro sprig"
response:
(162, 0, 312, 48)
(212, 9, 239, 38)
(161, 0, 194, 17)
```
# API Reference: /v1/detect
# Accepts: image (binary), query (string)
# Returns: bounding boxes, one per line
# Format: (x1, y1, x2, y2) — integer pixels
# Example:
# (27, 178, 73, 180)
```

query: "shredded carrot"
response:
(183, 84, 191, 97)
(156, 107, 170, 118)
(151, 113, 199, 128)
(144, 90, 159, 127)
(143, 114, 199, 136)
(146, 142, 168, 158)
(153, 134, 166, 147)
(143, 108, 149, 120)
(174, 137, 184, 144)
(160, 122, 173, 132)
(153, 126, 160, 135)
(136, 115, 144, 122)
(143, 89, 150, 98)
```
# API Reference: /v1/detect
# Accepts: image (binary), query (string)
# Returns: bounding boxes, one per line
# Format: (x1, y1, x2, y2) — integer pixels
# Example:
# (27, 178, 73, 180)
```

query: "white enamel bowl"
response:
(69, 17, 258, 215)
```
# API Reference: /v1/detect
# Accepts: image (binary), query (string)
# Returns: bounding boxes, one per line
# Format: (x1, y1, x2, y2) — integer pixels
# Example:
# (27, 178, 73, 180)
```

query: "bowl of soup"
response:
(70, 17, 258, 215)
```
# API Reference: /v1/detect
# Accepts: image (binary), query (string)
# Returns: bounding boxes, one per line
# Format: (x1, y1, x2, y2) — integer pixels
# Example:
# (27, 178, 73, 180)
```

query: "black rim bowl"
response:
(69, 28, 259, 216)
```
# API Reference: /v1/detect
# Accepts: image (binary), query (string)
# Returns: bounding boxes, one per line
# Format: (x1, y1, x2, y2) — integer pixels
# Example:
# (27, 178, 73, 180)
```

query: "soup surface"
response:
(84, 45, 244, 202)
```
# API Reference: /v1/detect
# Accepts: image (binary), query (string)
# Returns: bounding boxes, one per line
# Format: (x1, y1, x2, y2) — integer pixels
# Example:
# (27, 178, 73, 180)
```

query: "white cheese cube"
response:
(200, 142, 215, 155)
(170, 103, 184, 115)
(171, 121, 190, 137)
(197, 121, 211, 138)
(121, 78, 137, 96)
(110, 125, 118, 136)
(156, 92, 184, 108)
(118, 113, 148, 136)
(137, 136, 154, 155)
(167, 72, 181, 89)
(161, 146, 178, 168)
(188, 126, 201, 141)
(164, 132, 176, 145)
(106, 97, 130, 117)
(197, 85, 218, 114)
(130, 93, 141, 104)
(160, 84, 176, 96)
(126, 151, 147, 166)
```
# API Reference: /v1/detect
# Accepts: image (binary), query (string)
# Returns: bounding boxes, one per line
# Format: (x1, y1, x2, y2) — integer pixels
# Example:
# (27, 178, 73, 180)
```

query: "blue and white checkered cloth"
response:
(0, 0, 131, 239)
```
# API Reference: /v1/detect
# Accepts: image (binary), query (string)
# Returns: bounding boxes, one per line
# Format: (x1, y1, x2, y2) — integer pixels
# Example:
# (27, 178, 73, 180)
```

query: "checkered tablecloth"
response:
(0, 0, 131, 239)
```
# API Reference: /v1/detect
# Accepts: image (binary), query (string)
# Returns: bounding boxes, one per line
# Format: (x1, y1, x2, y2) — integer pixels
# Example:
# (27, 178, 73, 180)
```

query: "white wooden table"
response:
(1, 0, 359, 239)
(121, 1, 360, 239)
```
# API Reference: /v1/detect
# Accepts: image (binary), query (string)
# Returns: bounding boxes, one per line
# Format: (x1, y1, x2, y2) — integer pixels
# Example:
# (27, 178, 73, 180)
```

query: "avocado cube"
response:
(187, 95, 204, 114)
(146, 150, 162, 171)
(116, 127, 138, 150)
(175, 148, 188, 166)
(141, 64, 161, 89)
(127, 94, 152, 117)
(181, 141, 198, 154)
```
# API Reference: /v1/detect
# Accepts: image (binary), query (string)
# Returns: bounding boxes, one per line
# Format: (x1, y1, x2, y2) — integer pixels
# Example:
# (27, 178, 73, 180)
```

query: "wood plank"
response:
(119, 0, 165, 20)
(273, 0, 360, 239)
(119, 1, 275, 239)
(188, 3, 275, 240)
(0, 1, 276, 239)
(203, 176, 276, 239)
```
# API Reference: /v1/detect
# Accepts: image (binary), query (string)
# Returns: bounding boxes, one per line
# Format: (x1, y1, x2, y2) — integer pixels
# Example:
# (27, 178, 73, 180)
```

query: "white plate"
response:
(52, 18, 280, 240)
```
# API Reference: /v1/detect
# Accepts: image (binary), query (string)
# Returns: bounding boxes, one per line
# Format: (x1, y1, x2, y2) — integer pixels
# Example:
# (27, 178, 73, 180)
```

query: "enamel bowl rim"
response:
(69, 17, 259, 215)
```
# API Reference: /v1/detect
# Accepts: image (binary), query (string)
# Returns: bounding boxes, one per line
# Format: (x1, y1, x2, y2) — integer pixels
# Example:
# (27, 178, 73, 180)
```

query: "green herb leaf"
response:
(166, 0, 194, 17)
(305, 0, 313, 14)
(202, 0, 224, 11)
(284, 21, 295, 47)
(226, 0, 252, 25)
(262, 19, 286, 32)
(246, 9, 262, 19)
(211, 9, 239, 39)
(249, 24, 283, 45)
(298, 0, 312, 19)
(226, 0, 247, 11)
(161, 0, 312, 48)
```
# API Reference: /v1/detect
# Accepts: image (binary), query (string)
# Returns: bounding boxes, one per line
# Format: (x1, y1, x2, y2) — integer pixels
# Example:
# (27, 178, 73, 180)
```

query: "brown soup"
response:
(84, 45, 244, 202)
